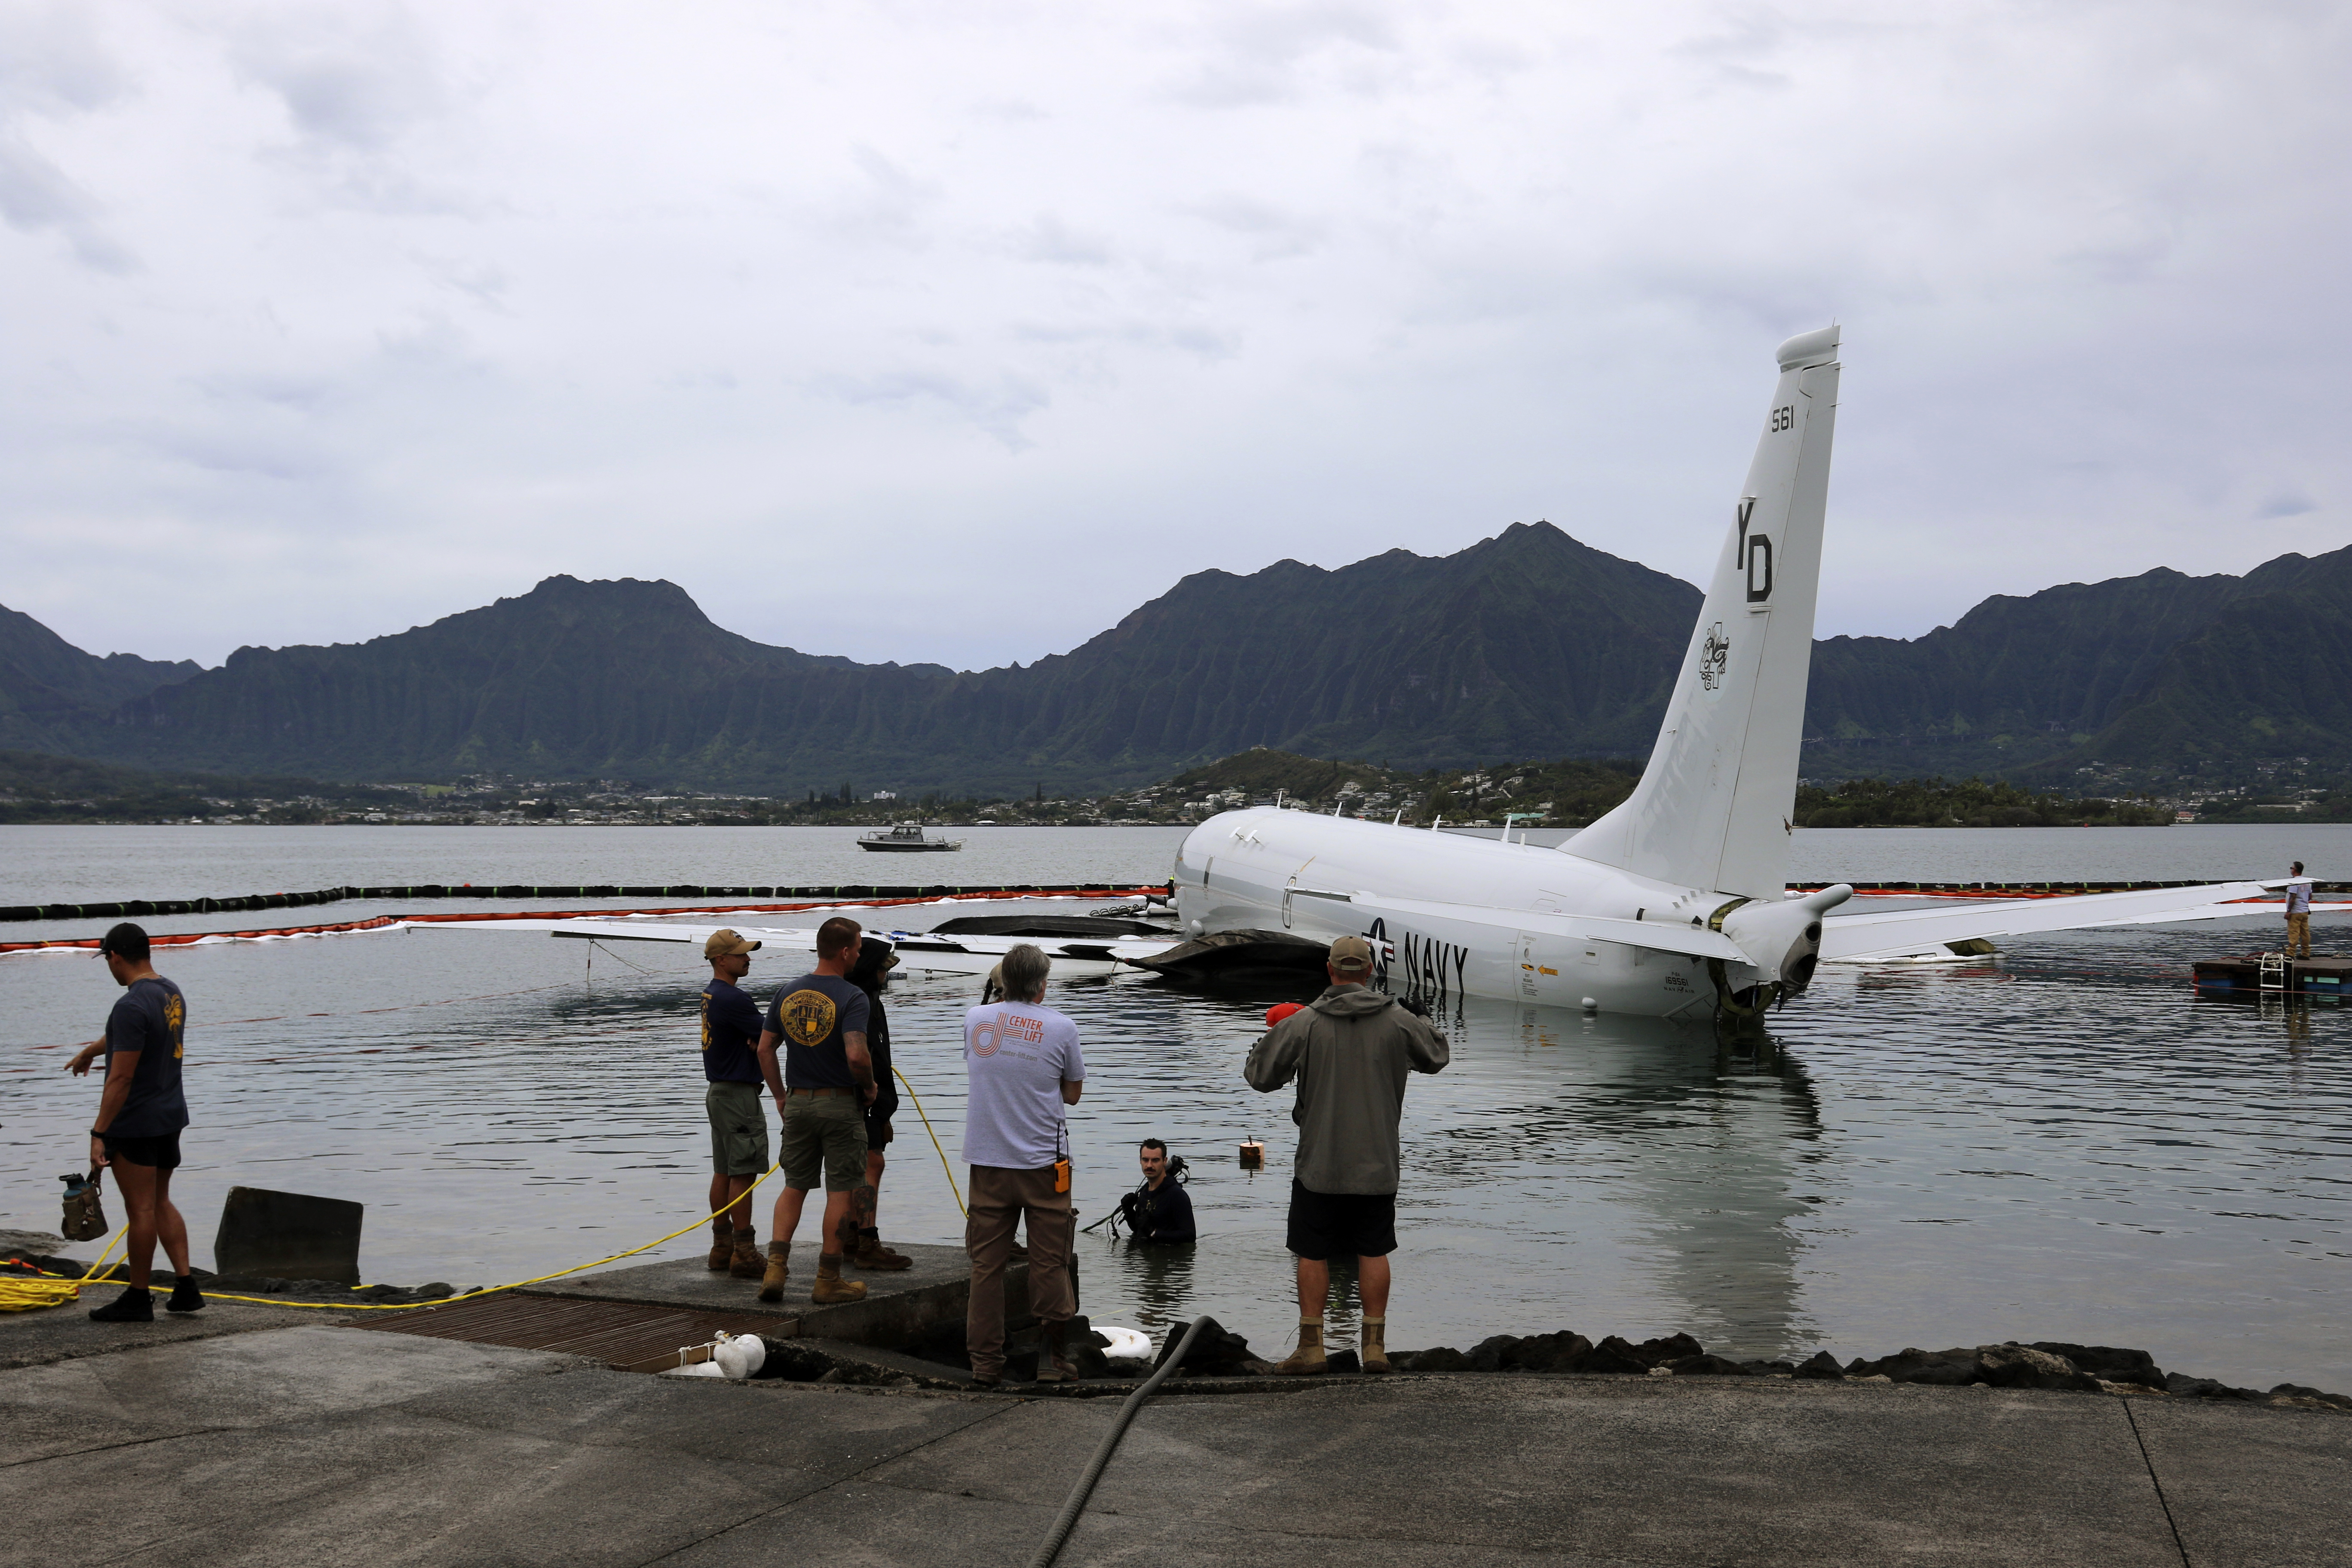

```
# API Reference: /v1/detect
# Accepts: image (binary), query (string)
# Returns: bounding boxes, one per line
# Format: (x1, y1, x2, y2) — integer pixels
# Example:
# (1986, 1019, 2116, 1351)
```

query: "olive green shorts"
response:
(780, 1093, 868, 1193)
(705, 1082, 770, 1177)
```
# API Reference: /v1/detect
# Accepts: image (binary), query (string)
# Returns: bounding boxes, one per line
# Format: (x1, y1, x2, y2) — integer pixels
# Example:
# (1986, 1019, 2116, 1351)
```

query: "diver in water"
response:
(1116, 1138, 1197, 1245)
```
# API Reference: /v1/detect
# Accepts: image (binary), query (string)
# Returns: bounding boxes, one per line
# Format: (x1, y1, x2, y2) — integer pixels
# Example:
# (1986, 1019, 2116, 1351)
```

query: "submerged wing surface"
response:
(1818, 882, 2293, 962)
(419, 917, 1174, 976)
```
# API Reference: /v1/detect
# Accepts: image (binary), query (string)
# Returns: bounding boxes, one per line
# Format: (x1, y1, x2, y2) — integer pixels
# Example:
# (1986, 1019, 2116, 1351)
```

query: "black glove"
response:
(1394, 993, 1430, 1018)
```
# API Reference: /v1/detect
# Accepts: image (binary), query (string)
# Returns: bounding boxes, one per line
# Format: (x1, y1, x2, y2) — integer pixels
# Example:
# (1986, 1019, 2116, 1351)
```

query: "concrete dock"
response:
(5, 1283, 2346, 1567)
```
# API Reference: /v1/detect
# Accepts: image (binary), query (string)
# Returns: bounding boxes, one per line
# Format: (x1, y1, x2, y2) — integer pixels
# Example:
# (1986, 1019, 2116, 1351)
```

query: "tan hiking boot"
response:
(853, 1228, 913, 1271)
(706, 1219, 734, 1271)
(758, 1242, 790, 1304)
(727, 1228, 764, 1280)
(811, 1253, 867, 1305)
(1362, 1319, 1390, 1374)
(1272, 1320, 1327, 1376)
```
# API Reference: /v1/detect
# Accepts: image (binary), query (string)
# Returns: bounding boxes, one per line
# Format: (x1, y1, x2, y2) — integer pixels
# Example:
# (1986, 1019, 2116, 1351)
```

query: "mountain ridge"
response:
(9, 527, 2352, 793)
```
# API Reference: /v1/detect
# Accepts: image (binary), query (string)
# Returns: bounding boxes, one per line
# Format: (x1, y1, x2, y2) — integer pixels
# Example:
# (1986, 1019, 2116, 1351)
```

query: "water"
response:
(4, 823, 2347, 1390)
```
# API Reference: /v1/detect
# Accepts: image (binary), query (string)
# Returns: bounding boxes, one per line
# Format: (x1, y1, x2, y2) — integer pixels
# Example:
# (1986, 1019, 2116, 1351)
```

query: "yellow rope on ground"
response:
(894, 1064, 965, 1216)
(9, 1066, 972, 1314)
(0, 1228, 128, 1312)
(9, 1159, 788, 1313)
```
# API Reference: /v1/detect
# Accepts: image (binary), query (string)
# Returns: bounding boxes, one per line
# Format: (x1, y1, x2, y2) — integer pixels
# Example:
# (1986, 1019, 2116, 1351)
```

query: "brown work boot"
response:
(758, 1242, 790, 1304)
(811, 1253, 867, 1305)
(728, 1226, 764, 1280)
(706, 1218, 734, 1271)
(1031, 1322, 1079, 1383)
(1361, 1318, 1390, 1374)
(853, 1228, 913, 1271)
(1272, 1320, 1327, 1376)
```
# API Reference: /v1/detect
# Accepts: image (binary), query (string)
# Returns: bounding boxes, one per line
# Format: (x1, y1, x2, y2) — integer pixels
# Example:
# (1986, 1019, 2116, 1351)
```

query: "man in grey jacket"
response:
(1245, 934, 1449, 1375)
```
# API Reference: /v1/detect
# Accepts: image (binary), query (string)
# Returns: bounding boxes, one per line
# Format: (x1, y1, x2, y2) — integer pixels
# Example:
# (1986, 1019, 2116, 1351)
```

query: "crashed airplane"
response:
(436, 327, 2314, 1017)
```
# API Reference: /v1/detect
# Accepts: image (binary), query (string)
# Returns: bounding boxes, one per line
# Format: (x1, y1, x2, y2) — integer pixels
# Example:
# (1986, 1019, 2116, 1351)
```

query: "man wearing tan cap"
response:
(700, 928, 770, 1280)
(1246, 933, 1448, 1375)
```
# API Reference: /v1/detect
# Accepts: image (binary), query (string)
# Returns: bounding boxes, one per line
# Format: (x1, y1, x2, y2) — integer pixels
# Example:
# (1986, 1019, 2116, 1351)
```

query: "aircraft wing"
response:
(1817, 882, 2304, 962)
(416, 916, 1178, 977)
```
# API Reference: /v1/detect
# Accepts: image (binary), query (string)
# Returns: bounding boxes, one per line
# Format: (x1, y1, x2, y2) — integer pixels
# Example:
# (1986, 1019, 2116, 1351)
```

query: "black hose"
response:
(1024, 1315, 1212, 1568)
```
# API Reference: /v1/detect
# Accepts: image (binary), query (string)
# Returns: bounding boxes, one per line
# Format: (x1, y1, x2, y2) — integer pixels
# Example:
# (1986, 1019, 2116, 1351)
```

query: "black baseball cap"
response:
(97, 922, 150, 961)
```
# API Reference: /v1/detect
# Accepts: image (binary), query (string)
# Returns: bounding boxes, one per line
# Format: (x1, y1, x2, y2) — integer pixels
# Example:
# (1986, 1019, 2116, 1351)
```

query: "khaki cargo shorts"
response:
(705, 1082, 770, 1177)
(780, 1092, 867, 1192)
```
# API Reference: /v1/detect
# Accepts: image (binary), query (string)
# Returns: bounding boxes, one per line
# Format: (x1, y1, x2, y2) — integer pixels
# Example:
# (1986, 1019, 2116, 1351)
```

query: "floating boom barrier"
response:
(0, 882, 1176, 924)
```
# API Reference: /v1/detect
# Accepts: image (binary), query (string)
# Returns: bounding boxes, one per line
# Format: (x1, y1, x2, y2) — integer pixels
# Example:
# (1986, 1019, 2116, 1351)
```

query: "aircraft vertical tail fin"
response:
(1564, 327, 1841, 901)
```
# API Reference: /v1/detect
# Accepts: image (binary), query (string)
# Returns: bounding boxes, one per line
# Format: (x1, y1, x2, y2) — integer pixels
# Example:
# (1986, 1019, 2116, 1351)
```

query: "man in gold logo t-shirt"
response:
(753, 917, 881, 1306)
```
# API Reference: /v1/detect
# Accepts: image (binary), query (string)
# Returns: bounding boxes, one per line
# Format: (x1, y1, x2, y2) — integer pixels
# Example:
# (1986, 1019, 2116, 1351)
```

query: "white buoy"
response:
(1093, 1326, 1152, 1360)
(1580, 997, 1599, 1012)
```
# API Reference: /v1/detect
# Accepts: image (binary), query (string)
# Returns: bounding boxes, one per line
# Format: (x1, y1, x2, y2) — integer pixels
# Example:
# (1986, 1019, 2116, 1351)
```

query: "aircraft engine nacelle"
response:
(1717, 884, 1854, 996)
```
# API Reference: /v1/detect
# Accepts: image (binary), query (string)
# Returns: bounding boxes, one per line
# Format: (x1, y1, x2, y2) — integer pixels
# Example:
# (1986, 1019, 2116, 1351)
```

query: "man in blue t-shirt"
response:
(755, 916, 880, 1305)
(66, 923, 201, 1323)
(700, 929, 770, 1281)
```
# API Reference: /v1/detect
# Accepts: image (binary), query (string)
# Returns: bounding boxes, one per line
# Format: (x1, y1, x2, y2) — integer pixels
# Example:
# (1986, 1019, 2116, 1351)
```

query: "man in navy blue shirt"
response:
(700, 929, 770, 1280)
(66, 923, 200, 1322)
(756, 917, 880, 1305)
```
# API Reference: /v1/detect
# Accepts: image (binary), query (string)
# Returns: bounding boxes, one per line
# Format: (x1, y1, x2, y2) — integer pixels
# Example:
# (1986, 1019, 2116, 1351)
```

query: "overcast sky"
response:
(5, 1, 2347, 671)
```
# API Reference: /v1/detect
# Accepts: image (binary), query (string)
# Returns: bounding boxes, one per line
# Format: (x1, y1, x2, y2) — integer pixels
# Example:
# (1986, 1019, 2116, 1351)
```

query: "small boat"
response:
(857, 822, 964, 853)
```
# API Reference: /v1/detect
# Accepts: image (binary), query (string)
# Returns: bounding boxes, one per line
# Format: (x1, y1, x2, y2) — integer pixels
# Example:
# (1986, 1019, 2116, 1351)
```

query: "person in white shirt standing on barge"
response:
(961, 943, 1084, 1387)
(2284, 861, 2315, 959)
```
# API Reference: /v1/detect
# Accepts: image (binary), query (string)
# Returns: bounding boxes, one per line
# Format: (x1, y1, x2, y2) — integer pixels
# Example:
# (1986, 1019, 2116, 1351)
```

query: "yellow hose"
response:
(6, 1159, 788, 1312)
(0, 1228, 128, 1312)
(894, 1065, 965, 1216)
(7, 1068, 971, 1313)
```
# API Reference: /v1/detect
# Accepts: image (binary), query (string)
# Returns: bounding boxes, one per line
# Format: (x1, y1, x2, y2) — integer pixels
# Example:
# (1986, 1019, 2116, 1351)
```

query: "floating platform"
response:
(2191, 952, 2352, 997)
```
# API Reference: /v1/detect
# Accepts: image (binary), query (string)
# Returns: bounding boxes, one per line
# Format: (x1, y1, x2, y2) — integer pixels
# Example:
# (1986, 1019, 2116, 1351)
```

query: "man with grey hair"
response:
(961, 943, 1084, 1386)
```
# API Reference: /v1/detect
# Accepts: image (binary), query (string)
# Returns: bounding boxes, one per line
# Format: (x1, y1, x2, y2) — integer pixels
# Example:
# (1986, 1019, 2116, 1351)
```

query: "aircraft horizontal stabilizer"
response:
(1819, 882, 2290, 962)
(1363, 896, 1751, 963)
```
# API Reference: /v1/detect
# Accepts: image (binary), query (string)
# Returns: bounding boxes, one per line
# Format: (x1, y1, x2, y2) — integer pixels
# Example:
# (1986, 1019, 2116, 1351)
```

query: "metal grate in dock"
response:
(352, 1291, 783, 1369)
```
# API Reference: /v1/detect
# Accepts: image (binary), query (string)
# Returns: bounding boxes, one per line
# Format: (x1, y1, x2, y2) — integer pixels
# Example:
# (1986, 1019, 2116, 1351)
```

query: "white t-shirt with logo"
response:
(962, 1001, 1086, 1170)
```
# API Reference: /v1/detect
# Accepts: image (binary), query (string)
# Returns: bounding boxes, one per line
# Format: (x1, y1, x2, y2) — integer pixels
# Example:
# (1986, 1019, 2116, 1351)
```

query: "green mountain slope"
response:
(0, 604, 200, 753)
(1800, 545, 2352, 779)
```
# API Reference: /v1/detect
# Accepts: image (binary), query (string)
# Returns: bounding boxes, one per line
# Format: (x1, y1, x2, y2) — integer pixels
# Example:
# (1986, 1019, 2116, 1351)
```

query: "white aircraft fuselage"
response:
(1172, 807, 1842, 1018)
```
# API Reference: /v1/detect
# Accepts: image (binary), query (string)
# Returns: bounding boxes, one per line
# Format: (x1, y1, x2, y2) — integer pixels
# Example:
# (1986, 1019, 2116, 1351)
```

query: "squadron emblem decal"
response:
(1699, 622, 1730, 692)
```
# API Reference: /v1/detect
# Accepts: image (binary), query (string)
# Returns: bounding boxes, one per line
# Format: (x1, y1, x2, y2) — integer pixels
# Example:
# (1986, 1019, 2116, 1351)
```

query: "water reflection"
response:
(6, 919, 2348, 1390)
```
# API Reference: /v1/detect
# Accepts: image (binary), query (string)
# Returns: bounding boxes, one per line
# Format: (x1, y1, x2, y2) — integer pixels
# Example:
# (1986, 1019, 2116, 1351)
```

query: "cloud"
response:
(0, 134, 138, 272)
(2, 0, 2350, 672)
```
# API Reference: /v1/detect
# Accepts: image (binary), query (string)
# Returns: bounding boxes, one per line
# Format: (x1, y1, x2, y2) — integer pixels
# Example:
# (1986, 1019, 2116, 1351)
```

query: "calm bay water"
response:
(3, 823, 2346, 1390)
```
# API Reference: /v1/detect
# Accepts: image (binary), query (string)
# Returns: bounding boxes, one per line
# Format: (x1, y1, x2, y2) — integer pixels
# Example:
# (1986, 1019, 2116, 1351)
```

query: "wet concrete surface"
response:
(6, 1323, 2346, 1567)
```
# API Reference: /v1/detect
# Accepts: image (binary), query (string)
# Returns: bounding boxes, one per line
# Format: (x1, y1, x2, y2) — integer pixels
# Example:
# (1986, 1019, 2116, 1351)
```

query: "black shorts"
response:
(103, 1132, 182, 1172)
(865, 1112, 894, 1152)
(1285, 1179, 1396, 1260)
